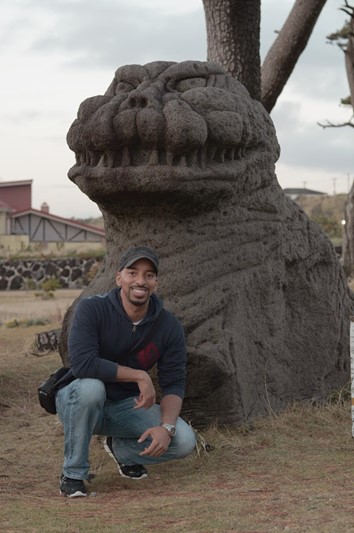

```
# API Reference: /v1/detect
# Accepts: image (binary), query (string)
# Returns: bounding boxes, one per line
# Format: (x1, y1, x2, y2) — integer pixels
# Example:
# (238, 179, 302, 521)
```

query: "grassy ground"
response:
(1, 291, 354, 532)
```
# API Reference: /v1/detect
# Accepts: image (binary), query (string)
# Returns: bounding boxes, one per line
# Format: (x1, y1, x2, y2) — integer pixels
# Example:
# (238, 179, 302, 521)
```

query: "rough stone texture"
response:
(60, 60, 353, 427)
(0, 258, 101, 290)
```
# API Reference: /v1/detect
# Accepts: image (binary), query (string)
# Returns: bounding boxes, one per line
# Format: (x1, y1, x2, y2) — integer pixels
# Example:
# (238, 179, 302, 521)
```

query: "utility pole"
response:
(332, 177, 337, 195)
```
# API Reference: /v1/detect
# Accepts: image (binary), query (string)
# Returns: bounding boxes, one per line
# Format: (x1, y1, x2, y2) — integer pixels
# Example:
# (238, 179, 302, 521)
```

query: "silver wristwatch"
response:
(160, 423, 176, 438)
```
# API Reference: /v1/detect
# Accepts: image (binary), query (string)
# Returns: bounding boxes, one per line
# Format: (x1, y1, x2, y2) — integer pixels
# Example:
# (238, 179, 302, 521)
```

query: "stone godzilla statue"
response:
(59, 60, 353, 427)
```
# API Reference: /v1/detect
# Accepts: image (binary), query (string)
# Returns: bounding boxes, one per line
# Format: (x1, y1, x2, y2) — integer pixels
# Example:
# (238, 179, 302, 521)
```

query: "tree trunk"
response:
(341, 4, 354, 272)
(344, 5, 354, 107)
(202, 0, 261, 100)
(261, 0, 327, 113)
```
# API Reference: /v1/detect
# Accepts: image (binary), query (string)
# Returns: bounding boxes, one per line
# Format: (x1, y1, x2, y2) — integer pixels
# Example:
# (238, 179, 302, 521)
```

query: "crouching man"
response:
(56, 246, 196, 497)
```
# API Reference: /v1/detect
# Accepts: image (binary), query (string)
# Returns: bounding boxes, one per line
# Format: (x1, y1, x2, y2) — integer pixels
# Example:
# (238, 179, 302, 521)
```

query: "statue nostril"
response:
(127, 94, 148, 109)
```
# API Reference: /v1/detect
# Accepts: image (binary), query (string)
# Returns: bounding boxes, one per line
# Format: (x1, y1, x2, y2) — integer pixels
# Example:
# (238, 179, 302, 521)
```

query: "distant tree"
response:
(202, 0, 328, 112)
(318, 1, 354, 129)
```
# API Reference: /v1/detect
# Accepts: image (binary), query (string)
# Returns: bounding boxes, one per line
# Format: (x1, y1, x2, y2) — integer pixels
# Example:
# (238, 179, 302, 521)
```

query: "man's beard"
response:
(128, 288, 150, 307)
(129, 296, 148, 307)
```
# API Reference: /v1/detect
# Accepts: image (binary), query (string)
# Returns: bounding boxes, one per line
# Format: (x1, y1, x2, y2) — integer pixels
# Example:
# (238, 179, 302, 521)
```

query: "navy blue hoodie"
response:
(68, 288, 187, 401)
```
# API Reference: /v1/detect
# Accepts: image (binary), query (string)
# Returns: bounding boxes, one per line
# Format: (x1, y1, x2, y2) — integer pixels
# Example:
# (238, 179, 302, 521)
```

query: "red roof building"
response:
(0, 179, 32, 212)
(0, 180, 105, 254)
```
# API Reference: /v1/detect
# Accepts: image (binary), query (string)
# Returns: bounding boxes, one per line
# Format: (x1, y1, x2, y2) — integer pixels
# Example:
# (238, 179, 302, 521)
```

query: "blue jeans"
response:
(56, 378, 196, 480)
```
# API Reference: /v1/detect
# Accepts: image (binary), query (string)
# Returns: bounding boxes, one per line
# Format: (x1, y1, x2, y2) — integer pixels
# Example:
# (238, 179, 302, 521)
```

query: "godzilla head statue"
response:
(61, 60, 351, 427)
(67, 60, 279, 212)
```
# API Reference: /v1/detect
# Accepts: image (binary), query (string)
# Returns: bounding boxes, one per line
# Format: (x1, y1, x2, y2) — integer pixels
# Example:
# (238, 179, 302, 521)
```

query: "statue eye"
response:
(115, 81, 135, 93)
(165, 77, 208, 93)
(175, 78, 207, 91)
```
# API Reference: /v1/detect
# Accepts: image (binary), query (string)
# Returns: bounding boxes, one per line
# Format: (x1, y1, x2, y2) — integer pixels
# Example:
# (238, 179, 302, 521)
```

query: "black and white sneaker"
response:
(60, 474, 87, 497)
(103, 436, 148, 480)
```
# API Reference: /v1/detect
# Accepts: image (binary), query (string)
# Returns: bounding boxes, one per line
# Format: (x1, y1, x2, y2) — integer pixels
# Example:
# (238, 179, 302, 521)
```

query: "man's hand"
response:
(116, 366, 156, 409)
(138, 426, 172, 457)
(134, 372, 156, 409)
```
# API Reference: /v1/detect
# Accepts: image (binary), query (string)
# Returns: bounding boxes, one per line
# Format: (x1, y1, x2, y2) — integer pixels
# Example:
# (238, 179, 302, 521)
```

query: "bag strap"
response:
(121, 308, 167, 363)
(54, 367, 75, 390)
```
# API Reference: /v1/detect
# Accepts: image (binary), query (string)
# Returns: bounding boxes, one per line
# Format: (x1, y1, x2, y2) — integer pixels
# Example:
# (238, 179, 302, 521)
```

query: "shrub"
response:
(35, 277, 61, 299)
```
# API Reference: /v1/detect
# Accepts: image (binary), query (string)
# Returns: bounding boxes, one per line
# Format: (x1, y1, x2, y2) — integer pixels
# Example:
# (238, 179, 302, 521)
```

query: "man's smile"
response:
(130, 286, 148, 296)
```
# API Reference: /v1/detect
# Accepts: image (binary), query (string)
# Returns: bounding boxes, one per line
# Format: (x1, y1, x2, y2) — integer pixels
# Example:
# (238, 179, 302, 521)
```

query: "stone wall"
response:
(0, 257, 102, 290)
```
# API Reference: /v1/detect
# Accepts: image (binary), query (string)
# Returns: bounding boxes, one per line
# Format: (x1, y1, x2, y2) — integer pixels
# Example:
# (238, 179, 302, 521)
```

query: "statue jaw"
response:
(67, 157, 245, 210)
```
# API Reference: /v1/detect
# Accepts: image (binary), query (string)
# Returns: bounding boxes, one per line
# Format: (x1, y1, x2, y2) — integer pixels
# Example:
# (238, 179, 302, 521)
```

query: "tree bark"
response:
(261, 0, 327, 113)
(340, 4, 354, 272)
(202, 0, 261, 100)
(344, 4, 354, 108)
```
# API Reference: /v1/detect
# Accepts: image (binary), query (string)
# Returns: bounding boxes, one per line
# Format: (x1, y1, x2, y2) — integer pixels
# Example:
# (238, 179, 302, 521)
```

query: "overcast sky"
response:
(0, 0, 352, 218)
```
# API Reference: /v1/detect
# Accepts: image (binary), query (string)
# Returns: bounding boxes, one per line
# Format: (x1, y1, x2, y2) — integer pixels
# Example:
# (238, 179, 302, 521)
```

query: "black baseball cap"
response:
(118, 246, 159, 273)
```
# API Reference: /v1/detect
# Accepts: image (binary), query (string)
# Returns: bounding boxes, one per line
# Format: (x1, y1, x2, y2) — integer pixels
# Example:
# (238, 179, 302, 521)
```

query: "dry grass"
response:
(1, 291, 354, 532)
(0, 289, 80, 324)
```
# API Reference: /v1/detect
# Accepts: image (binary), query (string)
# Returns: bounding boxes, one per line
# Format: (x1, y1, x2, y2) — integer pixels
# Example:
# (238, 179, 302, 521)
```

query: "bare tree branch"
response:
(261, 0, 327, 113)
(317, 119, 354, 128)
(321, 2, 354, 130)
(340, 7, 354, 17)
(341, 1, 354, 16)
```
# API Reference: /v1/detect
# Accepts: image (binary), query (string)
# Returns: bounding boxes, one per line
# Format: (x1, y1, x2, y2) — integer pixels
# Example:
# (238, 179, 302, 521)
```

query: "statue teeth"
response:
(179, 156, 187, 167)
(188, 151, 198, 167)
(207, 146, 216, 162)
(80, 145, 240, 169)
(166, 152, 173, 166)
(98, 154, 105, 167)
(199, 146, 207, 168)
(103, 153, 110, 167)
(122, 147, 130, 166)
(148, 149, 159, 166)
(218, 149, 226, 163)
(227, 148, 235, 161)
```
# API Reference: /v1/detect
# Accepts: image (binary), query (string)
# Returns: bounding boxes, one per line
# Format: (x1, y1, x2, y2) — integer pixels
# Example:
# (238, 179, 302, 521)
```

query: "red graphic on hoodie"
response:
(137, 342, 160, 370)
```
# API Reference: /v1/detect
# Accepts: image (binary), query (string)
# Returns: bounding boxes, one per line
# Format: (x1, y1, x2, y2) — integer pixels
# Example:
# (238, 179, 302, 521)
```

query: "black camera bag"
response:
(38, 367, 75, 414)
